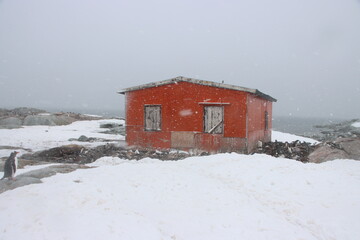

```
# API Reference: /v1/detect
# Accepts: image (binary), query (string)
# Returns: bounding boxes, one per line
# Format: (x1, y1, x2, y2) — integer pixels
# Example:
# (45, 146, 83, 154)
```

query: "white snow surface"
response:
(1, 123, 359, 239)
(272, 130, 318, 144)
(0, 119, 125, 158)
(1, 154, 360, 240)
(352, 121, 360, 128)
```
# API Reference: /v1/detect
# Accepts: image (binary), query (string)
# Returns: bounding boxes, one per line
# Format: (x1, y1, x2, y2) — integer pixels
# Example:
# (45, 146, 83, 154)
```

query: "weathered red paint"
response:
(247, 94, 273, 152)
(123, 80, 274, 153)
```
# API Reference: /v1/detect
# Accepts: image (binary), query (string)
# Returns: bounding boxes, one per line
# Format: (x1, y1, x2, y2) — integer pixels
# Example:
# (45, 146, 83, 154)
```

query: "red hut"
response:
(118, 76, 276, 153)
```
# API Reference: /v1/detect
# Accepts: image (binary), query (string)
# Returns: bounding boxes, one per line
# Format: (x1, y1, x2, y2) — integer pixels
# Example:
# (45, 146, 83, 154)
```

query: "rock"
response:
(308, 144, 350, 163)
(336, 138, 360, 160)
(21, 143, 194, 164)
(100, 122, 123, 128)
(23, 115, 56, 126)
(37, 144, 85, 159)
(256, 140, 316, 162)
(308, 138, 360, 163)
(23, 115, 76, 126)
(22, 144, 123, 164)
(78, 135, 90, 142)
(0, 107, 108, 127)
(0, 117, 22, 129)
(68, 135, 104, 142)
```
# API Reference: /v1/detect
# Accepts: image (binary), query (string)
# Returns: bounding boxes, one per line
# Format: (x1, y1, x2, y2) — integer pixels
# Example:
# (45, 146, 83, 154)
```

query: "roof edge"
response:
(118, 76, 277, 102)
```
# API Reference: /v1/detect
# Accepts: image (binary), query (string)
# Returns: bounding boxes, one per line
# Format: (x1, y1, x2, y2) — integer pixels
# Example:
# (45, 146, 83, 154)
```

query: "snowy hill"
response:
(0, 120, 359, 239)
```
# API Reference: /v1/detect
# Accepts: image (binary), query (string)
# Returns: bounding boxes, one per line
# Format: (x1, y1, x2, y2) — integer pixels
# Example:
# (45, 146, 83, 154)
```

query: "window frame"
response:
(144, 105, 162, 132)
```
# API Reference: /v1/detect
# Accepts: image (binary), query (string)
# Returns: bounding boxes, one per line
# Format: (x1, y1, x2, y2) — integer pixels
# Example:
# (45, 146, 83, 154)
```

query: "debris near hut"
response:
(255, 140, 317, 163)
(21, 144, 191, 164)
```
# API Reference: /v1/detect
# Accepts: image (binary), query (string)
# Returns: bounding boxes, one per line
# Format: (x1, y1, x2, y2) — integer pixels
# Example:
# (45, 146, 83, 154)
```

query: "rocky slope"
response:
(0, 107, 103, 129)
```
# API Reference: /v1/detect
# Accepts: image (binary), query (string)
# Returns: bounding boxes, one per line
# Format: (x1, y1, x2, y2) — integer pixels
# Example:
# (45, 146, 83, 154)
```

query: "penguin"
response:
(1, 151, 19, 180)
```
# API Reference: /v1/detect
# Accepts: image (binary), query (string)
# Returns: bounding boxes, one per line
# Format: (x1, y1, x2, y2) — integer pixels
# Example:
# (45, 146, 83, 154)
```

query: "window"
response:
(204, 106, 224, 134)
(265, 111, 269, 130)
(144, 105, 161, 131)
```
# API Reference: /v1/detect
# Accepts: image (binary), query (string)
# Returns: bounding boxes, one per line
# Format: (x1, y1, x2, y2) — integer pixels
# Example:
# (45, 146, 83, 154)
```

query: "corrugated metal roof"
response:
(118, 76, 277, 102)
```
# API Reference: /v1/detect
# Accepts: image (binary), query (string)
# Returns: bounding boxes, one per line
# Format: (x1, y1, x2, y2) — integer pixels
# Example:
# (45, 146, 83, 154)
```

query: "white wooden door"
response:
(204, 106, 224, 134)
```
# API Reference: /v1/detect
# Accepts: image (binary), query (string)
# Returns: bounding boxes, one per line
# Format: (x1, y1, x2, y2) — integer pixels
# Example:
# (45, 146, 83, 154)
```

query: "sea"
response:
(272, 116, 346, 137)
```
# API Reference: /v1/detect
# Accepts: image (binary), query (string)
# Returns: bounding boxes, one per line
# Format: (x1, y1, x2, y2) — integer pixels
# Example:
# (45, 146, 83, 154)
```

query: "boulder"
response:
(308, 144, 350, 163)
(68, 135, 99, 142)
(100, 122, 123, 128)
(336, 138, 360, 160)
(78, 135, 90, 142)
(309, 137, 360, 163)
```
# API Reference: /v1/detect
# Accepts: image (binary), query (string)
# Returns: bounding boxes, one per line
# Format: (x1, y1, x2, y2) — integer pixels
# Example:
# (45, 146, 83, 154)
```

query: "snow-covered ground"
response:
(272, 130, 318, 144)
(1, 121, 359, 240)
(1, 154, 359, 240)
(0, 119, 125, 158)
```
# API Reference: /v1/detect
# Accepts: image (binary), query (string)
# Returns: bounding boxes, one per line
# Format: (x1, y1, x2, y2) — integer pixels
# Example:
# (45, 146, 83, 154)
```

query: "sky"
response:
(0, 0, 359, 118)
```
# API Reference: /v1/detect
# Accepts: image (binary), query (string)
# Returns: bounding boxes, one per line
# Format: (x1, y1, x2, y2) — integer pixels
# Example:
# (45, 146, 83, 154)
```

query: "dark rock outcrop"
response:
(21, 144, 191, 164)
(256, 140, 316, 162)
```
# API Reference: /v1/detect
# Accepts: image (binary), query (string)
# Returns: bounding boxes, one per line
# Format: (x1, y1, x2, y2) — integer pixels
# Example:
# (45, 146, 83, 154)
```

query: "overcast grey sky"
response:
(0, 0, 359, 118)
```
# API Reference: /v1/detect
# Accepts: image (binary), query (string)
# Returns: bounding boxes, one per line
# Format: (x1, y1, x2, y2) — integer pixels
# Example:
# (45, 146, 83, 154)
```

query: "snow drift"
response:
(1, 154, 360, 240)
